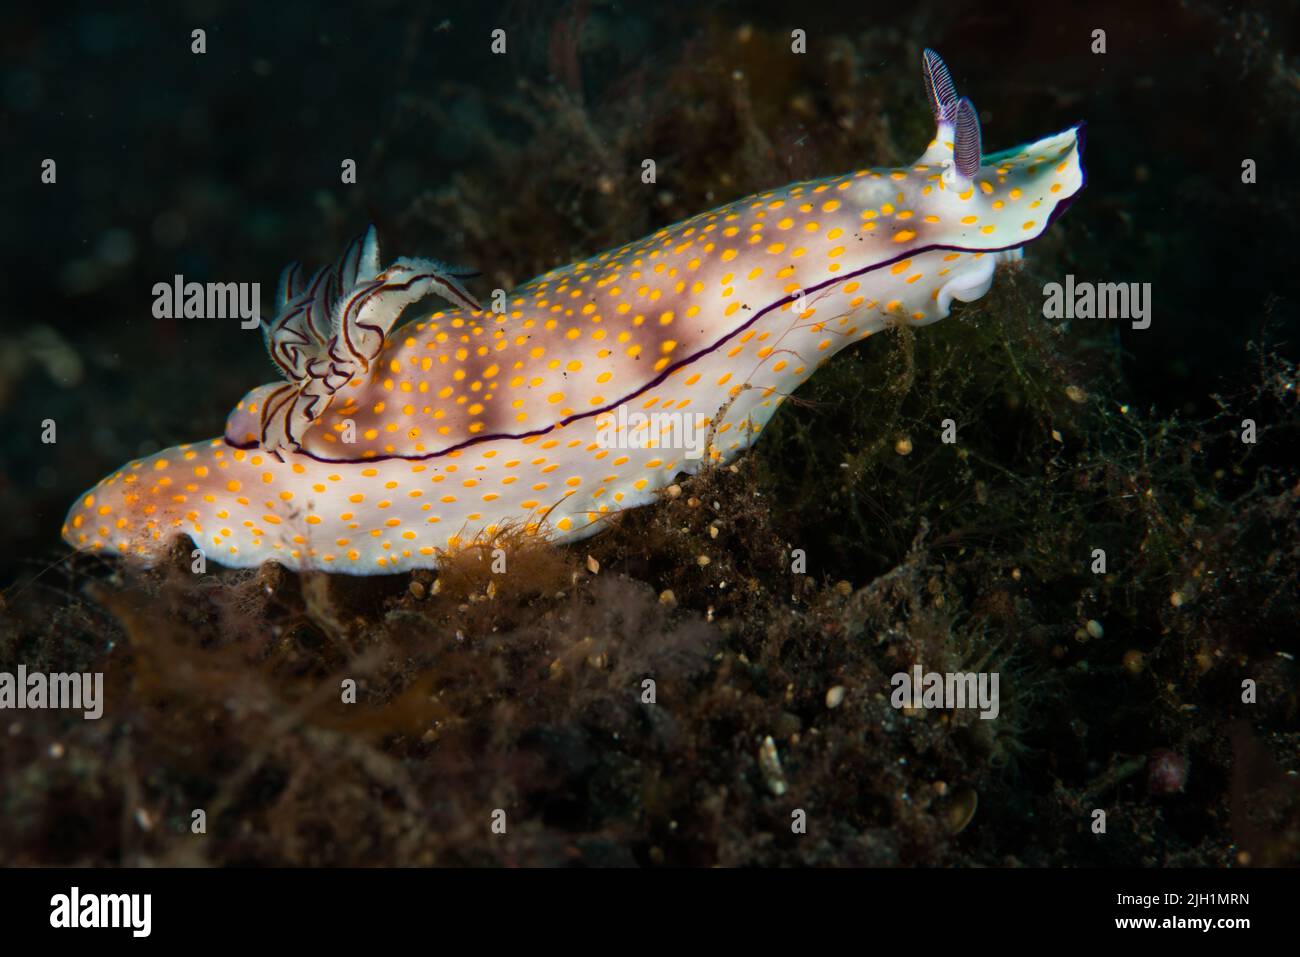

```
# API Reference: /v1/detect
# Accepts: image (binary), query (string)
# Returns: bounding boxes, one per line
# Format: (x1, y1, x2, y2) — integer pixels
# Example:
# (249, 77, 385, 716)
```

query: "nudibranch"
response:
(63, 50, 1084, 574)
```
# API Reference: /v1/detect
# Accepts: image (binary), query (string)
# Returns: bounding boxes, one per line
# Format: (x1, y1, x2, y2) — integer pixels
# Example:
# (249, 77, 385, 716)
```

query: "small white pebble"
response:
(758, 735, 788, 796)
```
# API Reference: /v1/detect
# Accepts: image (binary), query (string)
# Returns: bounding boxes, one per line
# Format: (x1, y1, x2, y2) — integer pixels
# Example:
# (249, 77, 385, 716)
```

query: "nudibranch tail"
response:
(63, 47, 1085, 575)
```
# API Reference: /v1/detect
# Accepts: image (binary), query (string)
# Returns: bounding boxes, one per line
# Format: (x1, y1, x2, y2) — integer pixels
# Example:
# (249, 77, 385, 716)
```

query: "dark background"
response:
(1, 0, 1296, 584)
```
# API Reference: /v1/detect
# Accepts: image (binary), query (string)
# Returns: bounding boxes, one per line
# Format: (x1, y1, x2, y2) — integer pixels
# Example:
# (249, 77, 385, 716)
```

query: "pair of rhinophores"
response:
(63, 50, 1085, 574)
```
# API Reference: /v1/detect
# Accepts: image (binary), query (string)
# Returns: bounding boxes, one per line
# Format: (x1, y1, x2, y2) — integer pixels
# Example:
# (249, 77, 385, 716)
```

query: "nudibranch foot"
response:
(63, 49, 1084, 575)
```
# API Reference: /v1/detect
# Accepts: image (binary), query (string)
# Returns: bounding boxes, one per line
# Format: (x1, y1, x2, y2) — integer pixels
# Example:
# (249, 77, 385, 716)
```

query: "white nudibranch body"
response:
(63, 49, 1084, 574)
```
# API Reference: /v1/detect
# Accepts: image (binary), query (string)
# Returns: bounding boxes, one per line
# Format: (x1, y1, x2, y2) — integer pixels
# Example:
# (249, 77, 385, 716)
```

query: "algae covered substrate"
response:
(1, 0, 1297, 869)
